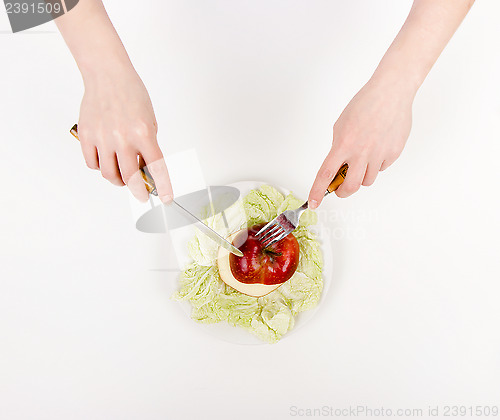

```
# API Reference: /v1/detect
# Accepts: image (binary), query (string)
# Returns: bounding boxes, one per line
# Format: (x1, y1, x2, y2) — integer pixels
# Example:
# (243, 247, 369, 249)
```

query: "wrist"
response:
(78, 51, 136, 88)
(56, 3, 136, 88)
(369, 59, 422, 102)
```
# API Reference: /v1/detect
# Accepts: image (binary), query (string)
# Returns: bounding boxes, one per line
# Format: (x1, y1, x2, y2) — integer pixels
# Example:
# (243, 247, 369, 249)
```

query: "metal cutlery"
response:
(255, 163, 348, 248)
(69, 124, 244, 257)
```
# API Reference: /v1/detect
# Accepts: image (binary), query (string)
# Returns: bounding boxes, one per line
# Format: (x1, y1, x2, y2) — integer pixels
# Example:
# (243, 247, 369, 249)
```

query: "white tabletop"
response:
(1, 1, 499, 419)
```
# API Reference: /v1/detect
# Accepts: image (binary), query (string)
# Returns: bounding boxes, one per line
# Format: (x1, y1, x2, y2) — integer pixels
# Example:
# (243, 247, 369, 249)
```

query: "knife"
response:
(140, 165, 243, 256)
(70, 124, 243, 257)
(170, 200, 243, 257)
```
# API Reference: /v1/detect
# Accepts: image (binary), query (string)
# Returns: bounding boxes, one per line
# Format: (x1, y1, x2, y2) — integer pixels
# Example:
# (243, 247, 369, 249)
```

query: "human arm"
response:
(308, 0, 475, 207)
(55, 0, 173, 202)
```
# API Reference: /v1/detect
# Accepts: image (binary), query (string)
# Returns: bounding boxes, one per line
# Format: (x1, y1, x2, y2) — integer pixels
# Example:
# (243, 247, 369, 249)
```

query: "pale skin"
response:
(55, 0, 475, 207)
(56, 0, 171, 203)
(308, 0, 475, 208)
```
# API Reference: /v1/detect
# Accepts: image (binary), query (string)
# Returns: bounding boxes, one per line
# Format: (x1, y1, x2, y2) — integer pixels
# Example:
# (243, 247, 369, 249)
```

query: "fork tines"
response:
(255, 215, 294, 248)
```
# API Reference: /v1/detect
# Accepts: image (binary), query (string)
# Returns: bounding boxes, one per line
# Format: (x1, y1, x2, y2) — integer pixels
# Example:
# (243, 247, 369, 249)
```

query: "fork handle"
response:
(326, 163, 349, 194)
(70, 123, 158, 196)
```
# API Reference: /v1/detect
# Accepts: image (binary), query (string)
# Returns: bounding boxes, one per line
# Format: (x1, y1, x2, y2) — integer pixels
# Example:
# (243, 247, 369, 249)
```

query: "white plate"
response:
(172, 181, 333, 345)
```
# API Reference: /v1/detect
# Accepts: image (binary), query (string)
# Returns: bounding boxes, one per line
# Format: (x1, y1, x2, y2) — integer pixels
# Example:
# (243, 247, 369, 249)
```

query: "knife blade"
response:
(69, 123, 243, 256)
(170, 200, 243, 257)
(136, 158, 243, 257)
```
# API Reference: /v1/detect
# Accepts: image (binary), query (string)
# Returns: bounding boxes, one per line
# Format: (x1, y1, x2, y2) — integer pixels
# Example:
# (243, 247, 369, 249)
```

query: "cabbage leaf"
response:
(172, 185, 324, 343)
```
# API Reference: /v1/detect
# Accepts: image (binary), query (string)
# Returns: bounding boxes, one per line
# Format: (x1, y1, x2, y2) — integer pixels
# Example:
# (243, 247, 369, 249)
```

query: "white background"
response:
(1, 1, 499, 419)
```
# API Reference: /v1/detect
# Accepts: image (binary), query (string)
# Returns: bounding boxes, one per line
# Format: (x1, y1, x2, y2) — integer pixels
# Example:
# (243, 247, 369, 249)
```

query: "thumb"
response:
(308, 150, 345, 209)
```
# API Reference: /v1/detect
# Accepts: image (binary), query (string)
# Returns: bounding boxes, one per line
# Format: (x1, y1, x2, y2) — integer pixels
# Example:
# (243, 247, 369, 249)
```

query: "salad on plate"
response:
(172, 185, 324, 343)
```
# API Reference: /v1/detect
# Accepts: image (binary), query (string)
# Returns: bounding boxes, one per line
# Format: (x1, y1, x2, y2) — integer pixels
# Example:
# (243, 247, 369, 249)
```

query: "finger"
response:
(80, 142, 99, 170)
(380, 159, 394, 171)
(335, 160, 367, 198)
(362, 161, 382, 187)
(141, 145, 173, 203)
(117, 151, 149, 202)
(98, 150, 125, 186)
(77, 126, 100, 170)
(308, 149, 347, 209)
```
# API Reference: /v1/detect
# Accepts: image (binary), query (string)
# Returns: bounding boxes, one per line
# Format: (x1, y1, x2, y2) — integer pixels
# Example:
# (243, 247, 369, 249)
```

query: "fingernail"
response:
(160, 194, 173, 204)
(309, 199, 318, 210)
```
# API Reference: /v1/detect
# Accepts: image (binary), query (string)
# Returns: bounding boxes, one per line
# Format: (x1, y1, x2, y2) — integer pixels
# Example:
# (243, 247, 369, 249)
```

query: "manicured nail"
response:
(309, 199, 318, 210)
(160, 194, 173, 204)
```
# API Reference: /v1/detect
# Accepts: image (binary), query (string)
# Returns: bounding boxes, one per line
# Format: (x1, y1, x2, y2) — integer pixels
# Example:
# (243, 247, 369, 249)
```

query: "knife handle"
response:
(326, 163, 349, 194)
(70, 123, 158, 196)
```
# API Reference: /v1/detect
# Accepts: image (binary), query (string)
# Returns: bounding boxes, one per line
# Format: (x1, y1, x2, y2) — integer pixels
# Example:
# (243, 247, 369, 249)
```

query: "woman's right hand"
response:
(77, 66, 173, 203)
(54, 0, 172, 203)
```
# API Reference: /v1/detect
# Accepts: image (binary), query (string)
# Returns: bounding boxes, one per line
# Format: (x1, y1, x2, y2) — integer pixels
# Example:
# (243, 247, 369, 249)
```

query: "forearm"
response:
(371, 0, 475, 95)
(55, 0, 135, 85)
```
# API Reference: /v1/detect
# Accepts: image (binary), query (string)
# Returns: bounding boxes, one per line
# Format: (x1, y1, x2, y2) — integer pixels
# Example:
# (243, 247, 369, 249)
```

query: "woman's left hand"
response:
(308, 78, 415, 208)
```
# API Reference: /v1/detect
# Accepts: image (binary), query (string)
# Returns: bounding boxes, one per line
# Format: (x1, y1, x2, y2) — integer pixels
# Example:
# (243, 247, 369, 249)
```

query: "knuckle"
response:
(85, 159, 98, 170)
(116, 140, 134, 154)
(145, 147, 164, 164)
(119, 173, 130, 184)
(100, 167, 115, 180)
(121, 169, 136, 184)
(335, 190, 345, 198)
(134, 121, 155, 140)
(111, 128, 126, 141)
(342, 181, 360, 195)
(335, 189, 350, 198)
(128, 184, 150, 202)
(319, 167, 334, 181)
(110, 129, 129, 150)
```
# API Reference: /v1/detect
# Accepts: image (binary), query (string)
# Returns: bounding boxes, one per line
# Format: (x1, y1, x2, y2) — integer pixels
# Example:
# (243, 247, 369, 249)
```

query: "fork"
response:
(255, 163, 348, 248)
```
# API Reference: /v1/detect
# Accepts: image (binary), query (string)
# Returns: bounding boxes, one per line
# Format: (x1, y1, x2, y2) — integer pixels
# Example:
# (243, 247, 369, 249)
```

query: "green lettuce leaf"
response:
(173, 185, 324, 343)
